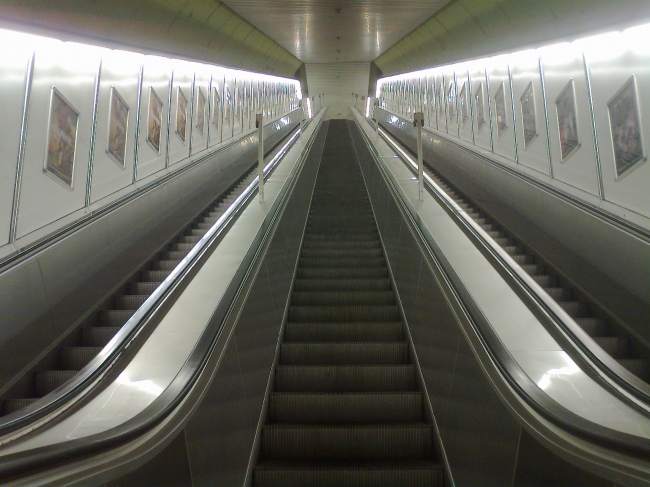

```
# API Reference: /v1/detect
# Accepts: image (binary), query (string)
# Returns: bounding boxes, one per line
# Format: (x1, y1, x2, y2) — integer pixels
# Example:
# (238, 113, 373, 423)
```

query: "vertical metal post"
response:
(299, 99, 304, 140)
(414, 112, 424, 201)
(85, 60, 102, 208)
(374, 99, 380, 140)
(256, 113, 264, 203)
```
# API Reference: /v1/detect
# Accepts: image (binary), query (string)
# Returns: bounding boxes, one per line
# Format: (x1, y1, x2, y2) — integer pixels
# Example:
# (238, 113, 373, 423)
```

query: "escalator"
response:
(0, 169, 258, 416)
(253, 120, 443, 486)
(376, 114, 650, 389)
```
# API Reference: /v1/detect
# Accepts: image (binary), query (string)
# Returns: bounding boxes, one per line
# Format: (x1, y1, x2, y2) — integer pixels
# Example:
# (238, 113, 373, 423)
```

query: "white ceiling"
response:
(220, 0, 451, 64)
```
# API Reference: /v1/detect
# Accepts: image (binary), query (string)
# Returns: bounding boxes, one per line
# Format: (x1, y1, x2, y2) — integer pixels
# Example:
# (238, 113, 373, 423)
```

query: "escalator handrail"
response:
(0, 118, 307, 446)
(353, 115, 650, 459)
(375, 116, 650, 412)
(0, 114, 323, 480)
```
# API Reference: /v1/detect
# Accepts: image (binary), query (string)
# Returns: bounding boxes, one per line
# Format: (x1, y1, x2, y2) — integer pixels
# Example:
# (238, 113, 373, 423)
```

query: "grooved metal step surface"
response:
(253, 120, 441, 485)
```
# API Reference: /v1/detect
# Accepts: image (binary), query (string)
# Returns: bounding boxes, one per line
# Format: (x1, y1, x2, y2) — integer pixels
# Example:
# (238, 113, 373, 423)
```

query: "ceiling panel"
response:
(221, 0, 452, 63)
(375, 0, 650, 76)
(0, 0, 302, 77)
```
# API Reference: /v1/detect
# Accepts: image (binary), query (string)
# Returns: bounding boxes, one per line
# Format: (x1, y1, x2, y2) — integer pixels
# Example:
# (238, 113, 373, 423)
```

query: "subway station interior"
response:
(0, 1, 650, 486)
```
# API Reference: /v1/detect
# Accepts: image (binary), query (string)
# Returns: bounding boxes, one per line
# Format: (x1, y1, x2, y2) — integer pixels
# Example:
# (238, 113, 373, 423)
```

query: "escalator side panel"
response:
(178, 122, 328, 487)
(348, 121, 613, 487)
(0, 116, 300, 401)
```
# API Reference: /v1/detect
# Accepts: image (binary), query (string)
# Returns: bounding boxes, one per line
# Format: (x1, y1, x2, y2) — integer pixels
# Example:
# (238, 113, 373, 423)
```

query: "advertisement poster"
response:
(45, 89, 78, 189)
(147, 87, 163, 153)
(608, 76, 645, 178)
(556, 80, 580, 161)
(224, 87, 231, 130)
(447, 82, 456, 122)
(196, 88, 206, 137)
(107, 87, 129, 167)
(495, 82, 508, 138)
(475, 82, 485, 131)
(212, 86, 221, 127)
(176, 87, 188, 142)
(459, 82, 468, 126)
(521, 82, 537, 148)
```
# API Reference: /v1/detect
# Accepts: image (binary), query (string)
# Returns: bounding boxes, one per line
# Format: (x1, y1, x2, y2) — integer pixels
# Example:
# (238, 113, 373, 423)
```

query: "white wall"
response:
(306, 63, 370, 119)
(0, 27, 300, 259)
(378, 21, 650, 230)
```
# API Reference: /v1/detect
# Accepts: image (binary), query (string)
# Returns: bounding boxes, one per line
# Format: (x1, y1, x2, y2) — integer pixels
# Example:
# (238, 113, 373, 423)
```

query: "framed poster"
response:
(106, 87, 129, 168)
(44, 88, 78, 189)
(224, 87, 231, 129)
(494, 81, 508, 138)
(520, 81, 537, 148)
(608, 75, 645, 180)
(555, 79, 580, 162)
(475, 82, 486, 131)
(176, 86, 188, 142)
(196, 87, 206, 137)
(459, 82, 469, 126)
(212, 85, 221, 127)
(438, 83, 445, 121)
(147, 87, 163, 154)
(447, 82, 456, 121)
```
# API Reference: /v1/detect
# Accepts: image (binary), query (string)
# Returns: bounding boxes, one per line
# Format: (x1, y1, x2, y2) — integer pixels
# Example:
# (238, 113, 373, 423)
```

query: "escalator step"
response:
(292, 291, 395, 306)
(82, 326, 121, 346)
(173, 242, 195, 251)
(299, 257, 385, 268)
(114, 294, 149, 310)
(178, 235, 201, 244)
(510, 254, 534, 265)
(304, 234, 378, 241)
(289, 305, 399, 323)
(593, 337, 629, 359)
(575, 318, 608, 337)
(520, 264, 544, 275)
(300, 248, 383, 258)
(280, 342, 408, 365)
(161, 250, 189, 260)
(129, 281, 160, 295)
(294, 279, 391, 292)
(531, 275, 557, 287)
(284, 323, 403, 343)
(297, 267, 388, 279)
(302, 240, 381, 250)
(59, 347, 103, 370)
(618, 359, 649, 380)
(543, 287, 572, 301)
(189, 228, 207, 237)
(269, 392, 423, 423)
(98, 310, 134, 327)
(2, 399, 38, 416)
(34, 370, 78, 396)
(275, 365, 415, 392)
(557, 301, 587, 317)
(153, 260, 181, 271)
(261, 424, 432, 460)
(141, 270, 171, 282)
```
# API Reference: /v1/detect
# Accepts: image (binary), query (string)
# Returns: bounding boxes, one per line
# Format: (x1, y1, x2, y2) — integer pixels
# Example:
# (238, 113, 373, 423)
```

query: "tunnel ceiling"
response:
(0, 0, 302, 77)
(374, 0, 650, 76)
(220, 0, 452, 64)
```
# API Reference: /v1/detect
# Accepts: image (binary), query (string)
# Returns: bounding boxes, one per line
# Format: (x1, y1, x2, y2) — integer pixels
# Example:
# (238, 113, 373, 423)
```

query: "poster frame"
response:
(106, 86, 130, 169)
(607, 74, 646, 181)
(43, 87, 79, 191)
(146, 86, 163, 155)
(555, 78, 581, 163)
(520, 80, 538, 150)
